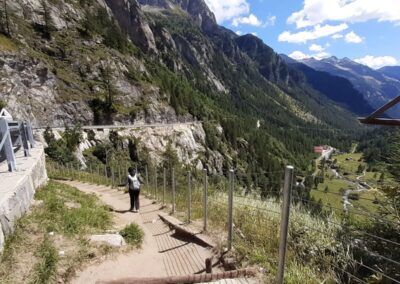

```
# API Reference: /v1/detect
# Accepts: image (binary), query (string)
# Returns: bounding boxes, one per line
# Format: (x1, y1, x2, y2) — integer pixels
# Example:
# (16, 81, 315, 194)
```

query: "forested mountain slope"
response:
(286, 60, 375, 116)
(0, 0, 364, 181)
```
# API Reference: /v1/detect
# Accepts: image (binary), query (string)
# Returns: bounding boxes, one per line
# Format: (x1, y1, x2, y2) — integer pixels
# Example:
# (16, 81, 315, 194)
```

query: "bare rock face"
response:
(118, 122, 207, 166)
(11, 0, 82, 30)
(0, 53, 92, 125)
(138, 0, 217, 33)
(104, 0, 157, 53)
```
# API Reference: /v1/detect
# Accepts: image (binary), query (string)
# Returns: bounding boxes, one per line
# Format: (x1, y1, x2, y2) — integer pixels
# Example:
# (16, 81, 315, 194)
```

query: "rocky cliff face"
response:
(235, 34, 291, 85)
(104, 0, 157, 52)
(0, 53, 93, 126)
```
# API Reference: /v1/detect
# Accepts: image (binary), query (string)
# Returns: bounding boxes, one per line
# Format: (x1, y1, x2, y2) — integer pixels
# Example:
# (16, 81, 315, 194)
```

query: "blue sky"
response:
(204, 0, 400, 69)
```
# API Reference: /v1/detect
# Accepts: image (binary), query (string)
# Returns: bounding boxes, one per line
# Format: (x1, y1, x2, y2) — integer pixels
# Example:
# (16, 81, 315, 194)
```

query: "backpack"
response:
(131, 174, 140, 190)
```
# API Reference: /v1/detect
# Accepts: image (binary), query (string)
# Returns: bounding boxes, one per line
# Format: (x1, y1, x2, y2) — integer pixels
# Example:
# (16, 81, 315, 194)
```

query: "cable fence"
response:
(46, 161, 400, 283)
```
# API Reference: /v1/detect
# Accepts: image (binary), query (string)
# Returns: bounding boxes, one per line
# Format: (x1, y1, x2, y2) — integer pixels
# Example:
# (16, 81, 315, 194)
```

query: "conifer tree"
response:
(0, 0, 11, 37)
(40, 0, 54, 39)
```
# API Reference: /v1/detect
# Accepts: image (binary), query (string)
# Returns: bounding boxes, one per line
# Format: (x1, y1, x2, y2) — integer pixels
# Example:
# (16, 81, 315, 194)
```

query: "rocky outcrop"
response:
(0, 54, 93, 126)
(138, 0, 217, 33)
(89, 234, 126, 247)
(105, 0, 157, 52)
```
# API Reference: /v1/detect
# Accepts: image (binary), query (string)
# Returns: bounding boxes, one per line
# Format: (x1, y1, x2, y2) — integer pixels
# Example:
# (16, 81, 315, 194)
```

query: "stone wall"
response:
(0, 144, 48, 252)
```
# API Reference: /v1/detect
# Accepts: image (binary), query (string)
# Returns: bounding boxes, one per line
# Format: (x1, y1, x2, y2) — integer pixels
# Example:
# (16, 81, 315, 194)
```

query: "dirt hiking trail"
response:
(60, 181, 257, 284)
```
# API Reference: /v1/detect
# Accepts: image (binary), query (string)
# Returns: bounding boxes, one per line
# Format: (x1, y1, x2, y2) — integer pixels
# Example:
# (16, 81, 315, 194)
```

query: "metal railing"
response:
(0, 118, 35, 172)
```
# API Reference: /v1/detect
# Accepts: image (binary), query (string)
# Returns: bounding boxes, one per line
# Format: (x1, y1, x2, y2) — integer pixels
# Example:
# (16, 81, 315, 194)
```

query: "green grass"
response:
(31, 237, 58, 284)
(0, 181, 114, 283)
(34, 181, 112, 235)
(312, 152, 389, 222)
(335, 153, 364, 179)
(312, 179, 351, 211)
(207, 193, 347, 284)
(119, 224, 144, 247)
(0, 34, 17, 51)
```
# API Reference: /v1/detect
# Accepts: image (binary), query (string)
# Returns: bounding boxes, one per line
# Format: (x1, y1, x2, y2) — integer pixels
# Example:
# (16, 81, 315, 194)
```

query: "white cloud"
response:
(287, 0, 400, 28)
(204, 0, 250, 23)
(251, 32, 258, 36)
(309, 44, 324, 52)
(289, 50, 330, 60)
(344, 31, 363, 43)
(331, 33, 343, 39)
(354, 55, 398, 69)
(278, 23, 348, 43)
(289, 51, 309, 60)
(264, 15, 277, 27)
(232, 14, 263, 27)
(236, 30, 243, 35)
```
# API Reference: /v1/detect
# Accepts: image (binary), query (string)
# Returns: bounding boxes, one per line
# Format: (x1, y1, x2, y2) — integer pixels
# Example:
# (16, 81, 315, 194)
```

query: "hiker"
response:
(127, 167, 142, 212)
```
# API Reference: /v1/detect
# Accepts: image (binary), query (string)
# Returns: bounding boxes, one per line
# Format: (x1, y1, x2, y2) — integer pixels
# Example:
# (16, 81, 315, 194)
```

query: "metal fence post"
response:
(276, 166, 294, 284)
(228, 169, 234, 251)
(68, 163, 71, 179)
(203, 169, 208, 231)
(90, 164, 93, 184)
(145, 165, 149, 195)
(172, 167, 176, 214)
(97, 166, 100, 185)
(163, 168, 166, 207)
(188, 171, 192, 222)
(112, 166, 115, 188)
(26, 122, 35, 148)
(118, 165, 121, 185)
(0, 118, 16, 172)
(155, 169, 158, 201)
(19, 122, 30, 157)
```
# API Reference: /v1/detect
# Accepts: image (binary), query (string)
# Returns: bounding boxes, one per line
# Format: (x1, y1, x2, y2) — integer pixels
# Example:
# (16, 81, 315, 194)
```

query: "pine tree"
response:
(100, 65, 116, 108)
(0, 0, 11, 37)
(357, 164, 365, 174)
(40, 0, 54, 39)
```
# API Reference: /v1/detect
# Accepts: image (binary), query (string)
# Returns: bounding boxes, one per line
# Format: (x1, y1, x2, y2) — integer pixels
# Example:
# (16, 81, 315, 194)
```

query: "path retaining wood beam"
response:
(96, 268, 257, 284)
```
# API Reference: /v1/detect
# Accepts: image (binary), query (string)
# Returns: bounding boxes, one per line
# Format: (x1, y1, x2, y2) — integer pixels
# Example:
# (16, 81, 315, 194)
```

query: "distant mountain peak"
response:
(301, 54, 400, 117)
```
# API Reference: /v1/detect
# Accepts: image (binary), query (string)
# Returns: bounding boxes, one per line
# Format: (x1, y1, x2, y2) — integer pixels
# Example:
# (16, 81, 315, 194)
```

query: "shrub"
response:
(120, 223, 144, 247)
(0, 99, 6, 109)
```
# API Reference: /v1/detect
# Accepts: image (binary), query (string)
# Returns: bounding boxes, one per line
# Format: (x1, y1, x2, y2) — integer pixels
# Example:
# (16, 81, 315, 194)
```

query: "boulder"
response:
(89, 234, 126, 247)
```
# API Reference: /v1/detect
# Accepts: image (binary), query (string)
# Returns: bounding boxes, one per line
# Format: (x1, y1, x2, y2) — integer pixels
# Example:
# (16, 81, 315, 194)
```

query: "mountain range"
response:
(0, 0, 384, 174)
(298, 56, 400, 117)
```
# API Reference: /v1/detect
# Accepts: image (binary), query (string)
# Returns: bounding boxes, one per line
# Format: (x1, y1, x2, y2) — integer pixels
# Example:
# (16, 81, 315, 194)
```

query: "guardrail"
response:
(0, 117, 35, 172)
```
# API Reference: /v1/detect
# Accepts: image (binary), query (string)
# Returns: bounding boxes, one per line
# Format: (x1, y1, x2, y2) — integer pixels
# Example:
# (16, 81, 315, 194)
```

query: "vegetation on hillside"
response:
(2, 0, 368, 196)
(0, 182, 114, 283)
